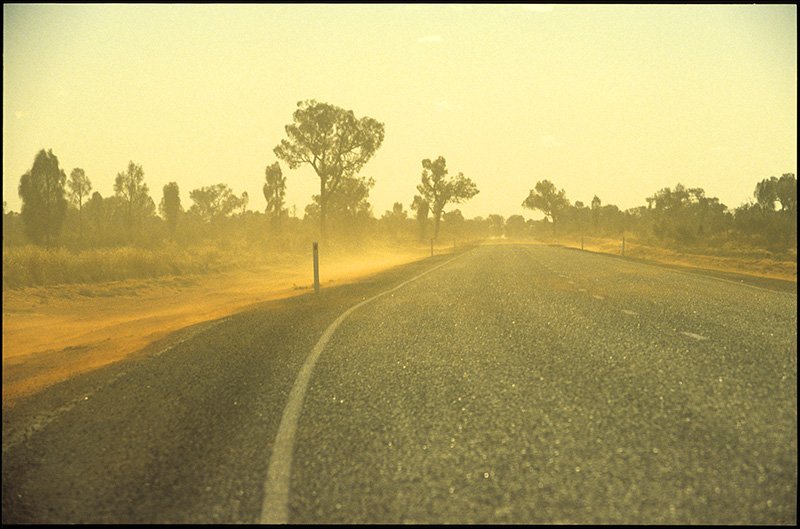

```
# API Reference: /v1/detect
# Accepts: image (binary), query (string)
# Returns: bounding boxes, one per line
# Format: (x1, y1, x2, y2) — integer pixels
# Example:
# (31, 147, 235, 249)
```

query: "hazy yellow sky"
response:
(3, 4, 796, 219)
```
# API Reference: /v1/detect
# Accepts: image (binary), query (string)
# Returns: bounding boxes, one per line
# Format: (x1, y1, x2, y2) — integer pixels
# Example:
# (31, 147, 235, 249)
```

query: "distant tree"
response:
(83, 191, 106, 243)
(442, 208, 465, 240)
(590, 195, 601, 231)
(754, 176, 779, 211)
(303, 202, 320, 224)
(644, 183, 730, 244)
(67, 167, 92, 243)
(188, 183, 241, 222)
(522, 180, 569, 235)
(240, 191, 249, 215)
(2, 203, 26, 247)
(263, 161, 286, 230)
(739, 174, 797, 248)
(274, 99, 385, 239)
(410, 195, 430, 241)
(159, 182, 182, 239)
(505, 215, 527, 238)
(571, 200, 590, 234)
(774, 173, 797, 214)
(114, 161, 154, 242)
(600, 204, 626, 235)
(382, 202, 408, 240)
(487, 214, 505, 237)
(686, 187, 729, 238)
(776, 173, 798, 243)
(311, 175, 375, 234)
(416, 156, 479, 240)
(18, 149, 68, 247)
(384, 201, 407, 220)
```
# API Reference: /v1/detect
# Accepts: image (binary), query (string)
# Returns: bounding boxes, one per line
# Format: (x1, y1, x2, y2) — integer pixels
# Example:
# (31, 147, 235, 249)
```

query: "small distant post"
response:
(312, 241, 320, 294)
(430, 238, 434, 257)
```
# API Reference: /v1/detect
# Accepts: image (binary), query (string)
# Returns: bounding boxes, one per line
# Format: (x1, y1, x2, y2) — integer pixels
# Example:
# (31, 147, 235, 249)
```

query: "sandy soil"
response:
(2, 246, 432, 407)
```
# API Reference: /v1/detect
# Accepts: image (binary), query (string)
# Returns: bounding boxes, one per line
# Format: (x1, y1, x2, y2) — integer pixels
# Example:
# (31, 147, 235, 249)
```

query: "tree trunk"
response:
(319, 180, 328, 241)
(273, 188, 282, 232)
(128, 202, 133, 244)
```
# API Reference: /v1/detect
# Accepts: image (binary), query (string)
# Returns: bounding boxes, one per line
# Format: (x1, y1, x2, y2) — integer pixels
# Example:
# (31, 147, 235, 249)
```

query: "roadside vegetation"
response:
(3, 99, 796, 289)
(518, 176, 797, 279)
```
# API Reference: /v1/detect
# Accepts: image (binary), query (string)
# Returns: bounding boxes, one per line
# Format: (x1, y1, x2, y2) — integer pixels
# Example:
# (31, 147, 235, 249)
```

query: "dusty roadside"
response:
(2, 247, 431, 407)
(4, 238, 795, 407)
(550, 237, 797, 284)
(482, 238, 797, 284)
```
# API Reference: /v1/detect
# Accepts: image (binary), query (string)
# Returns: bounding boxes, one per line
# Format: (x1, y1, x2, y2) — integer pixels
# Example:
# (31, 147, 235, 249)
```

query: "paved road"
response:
(2, 243, 796, 524)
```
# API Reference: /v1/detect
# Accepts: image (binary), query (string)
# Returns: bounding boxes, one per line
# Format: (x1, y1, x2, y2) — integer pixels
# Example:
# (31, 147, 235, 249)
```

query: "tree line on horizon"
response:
(520, 174, 796, 251)
(3, 99, 797, 255)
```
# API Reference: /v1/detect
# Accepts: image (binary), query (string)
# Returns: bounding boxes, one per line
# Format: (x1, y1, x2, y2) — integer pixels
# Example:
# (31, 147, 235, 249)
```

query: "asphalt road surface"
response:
(3, 243, 796, 524)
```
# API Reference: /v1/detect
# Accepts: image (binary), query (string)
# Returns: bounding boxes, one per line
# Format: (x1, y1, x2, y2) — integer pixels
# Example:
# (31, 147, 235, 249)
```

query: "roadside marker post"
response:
(430, 238, 434, 257)
(313, 242, 320, 294)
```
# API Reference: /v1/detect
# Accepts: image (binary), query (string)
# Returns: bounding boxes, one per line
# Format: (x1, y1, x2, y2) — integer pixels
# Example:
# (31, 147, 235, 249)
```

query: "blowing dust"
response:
(2, 245, 431, 407)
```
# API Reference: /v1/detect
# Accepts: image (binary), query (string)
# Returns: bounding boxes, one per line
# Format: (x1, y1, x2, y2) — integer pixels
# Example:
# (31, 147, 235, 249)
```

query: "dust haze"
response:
(2, 4, 796, 403)
(1, 6, 797, 526)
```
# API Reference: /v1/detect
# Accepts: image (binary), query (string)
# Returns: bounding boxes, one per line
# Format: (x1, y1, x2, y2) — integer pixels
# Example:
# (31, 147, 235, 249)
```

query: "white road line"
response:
(592, 294, 605, 300)
(260, 252, 468, 524)
(681, 331, 709, 341)
(621, 309, 638, 316)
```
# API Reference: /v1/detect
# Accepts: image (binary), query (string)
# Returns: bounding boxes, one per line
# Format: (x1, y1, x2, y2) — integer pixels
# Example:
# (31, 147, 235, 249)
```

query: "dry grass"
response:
(552, 234, 797, 282)
(2, 244, 226, 288)
(1, 237, 454, 289)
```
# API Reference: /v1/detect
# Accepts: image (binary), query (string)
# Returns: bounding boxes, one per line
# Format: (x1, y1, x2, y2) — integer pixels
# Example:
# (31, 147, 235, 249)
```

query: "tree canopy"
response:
(18, 149, 68, 247)
(274, 99, 385, 239)
(67, 167, 92, 242)
(522, 179, 569, 235)
(114, 161, 155, 241)
(310, 175, 375, 232)
(188, 183, 241, 222)
(505, 214, 527, 238)
(416, 156, 479, 240)
(382, 202, 408, 240)
(755, 173, 796, 214)
(410, 194, 430, 241)
(263, 161, 286, 230)
(67, 168, 92, 210)
(159, 182, 182, 238)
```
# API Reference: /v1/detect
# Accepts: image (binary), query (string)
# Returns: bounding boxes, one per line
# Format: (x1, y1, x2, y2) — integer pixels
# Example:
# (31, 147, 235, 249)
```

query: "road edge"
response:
(556, 244, 797, 294)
